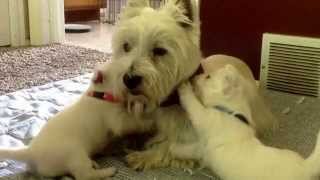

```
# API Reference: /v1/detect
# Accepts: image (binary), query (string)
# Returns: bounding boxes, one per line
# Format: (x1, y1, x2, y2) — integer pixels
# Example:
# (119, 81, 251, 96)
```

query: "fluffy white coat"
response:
(0, 63, 152, 180)
(171, 64, 320, 180)
(108, 0, 276, 171)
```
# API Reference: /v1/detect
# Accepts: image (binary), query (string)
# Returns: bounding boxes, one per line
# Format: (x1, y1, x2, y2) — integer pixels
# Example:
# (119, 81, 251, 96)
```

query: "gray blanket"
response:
(0, 74, 319, 180)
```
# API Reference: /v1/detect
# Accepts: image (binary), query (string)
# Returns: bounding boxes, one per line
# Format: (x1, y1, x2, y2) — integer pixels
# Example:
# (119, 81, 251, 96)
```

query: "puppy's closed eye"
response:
(206, 75, 211, 79)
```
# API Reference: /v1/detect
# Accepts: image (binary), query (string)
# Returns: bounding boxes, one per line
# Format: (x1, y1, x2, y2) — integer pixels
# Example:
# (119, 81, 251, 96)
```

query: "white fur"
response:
(171, 65, 320, 180)
(108, 0, 201, 170)
(0, 63, 152, 180)
(111, 0, 201, 112)
(110, 0, 275, 171)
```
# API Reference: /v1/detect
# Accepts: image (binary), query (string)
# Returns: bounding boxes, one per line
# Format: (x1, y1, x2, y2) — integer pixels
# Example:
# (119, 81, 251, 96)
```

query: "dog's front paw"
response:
(126, 150, 167, 170)
(126, 150, 196, 171)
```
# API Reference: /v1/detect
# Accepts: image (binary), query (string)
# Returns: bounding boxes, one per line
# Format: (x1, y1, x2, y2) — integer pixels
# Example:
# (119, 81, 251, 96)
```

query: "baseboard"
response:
(65, 6, 100, 22)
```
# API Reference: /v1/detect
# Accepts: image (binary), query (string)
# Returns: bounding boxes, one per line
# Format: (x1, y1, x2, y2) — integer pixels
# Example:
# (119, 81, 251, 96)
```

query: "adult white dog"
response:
(171, 64, 320, 180)
(109, 0, 276, 169)
(0, 62, 152, 180)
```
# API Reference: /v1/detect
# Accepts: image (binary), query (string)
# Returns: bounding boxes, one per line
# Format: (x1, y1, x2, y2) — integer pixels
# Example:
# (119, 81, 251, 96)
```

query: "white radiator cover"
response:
(260, 33, 320, 97)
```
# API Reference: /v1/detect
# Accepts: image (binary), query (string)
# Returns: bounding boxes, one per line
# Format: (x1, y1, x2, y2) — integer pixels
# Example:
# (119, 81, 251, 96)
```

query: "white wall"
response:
(28, 0, 65, 45)
(9, 0, 29, 46)
(5, 0, 65, 46)
(0, 0, 11, 46)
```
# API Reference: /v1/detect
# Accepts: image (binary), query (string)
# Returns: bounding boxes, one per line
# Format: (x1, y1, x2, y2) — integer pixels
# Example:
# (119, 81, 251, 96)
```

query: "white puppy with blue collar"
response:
(171, 64, 320, 180)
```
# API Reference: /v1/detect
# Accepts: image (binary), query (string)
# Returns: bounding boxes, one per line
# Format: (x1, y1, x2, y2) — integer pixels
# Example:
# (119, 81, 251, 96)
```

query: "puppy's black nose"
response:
(123, 74, 142, 90)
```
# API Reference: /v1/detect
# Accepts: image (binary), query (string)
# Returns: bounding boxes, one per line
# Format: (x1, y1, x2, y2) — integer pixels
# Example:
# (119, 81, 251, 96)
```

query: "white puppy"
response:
(171, 64, 320, 180)
(0, 62, 152, 180)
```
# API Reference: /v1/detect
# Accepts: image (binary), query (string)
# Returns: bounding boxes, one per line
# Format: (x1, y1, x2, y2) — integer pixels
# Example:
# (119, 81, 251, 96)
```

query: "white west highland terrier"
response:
(0, 62, 152, 180)
(111, 0, 276, 170)
(171, 64, 320, 180)
(110, 0, 202, 169)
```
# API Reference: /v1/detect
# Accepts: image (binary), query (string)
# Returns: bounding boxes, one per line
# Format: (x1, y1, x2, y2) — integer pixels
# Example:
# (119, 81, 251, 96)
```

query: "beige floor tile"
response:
(65, 21, 115, 53)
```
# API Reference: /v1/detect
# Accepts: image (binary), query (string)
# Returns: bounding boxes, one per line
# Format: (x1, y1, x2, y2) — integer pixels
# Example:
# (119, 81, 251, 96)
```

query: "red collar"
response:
(87, 91, 121, 103)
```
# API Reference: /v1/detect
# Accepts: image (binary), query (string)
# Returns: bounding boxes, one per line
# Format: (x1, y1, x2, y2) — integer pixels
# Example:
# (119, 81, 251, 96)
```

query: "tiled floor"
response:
(65, 21, 115, 53)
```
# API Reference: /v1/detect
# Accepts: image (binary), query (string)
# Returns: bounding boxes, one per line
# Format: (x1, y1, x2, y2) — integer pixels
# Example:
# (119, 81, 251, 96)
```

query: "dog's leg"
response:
(126, 140, 170, 170)
(68, 151, 116, 180)
(170, 142, 200, 160)
(144, 133, 167, 148)
(126, 140, 195, 170)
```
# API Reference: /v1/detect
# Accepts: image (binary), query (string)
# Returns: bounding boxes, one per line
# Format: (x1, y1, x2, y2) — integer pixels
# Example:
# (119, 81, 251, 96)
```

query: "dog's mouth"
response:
(130, 89, 143, 96)
(124, 64, 204, 110)
(127, 93, 148, 118)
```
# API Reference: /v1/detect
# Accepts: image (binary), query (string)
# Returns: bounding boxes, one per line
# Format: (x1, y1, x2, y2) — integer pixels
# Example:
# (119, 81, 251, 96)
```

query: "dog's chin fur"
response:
(170, 65, 320, 180)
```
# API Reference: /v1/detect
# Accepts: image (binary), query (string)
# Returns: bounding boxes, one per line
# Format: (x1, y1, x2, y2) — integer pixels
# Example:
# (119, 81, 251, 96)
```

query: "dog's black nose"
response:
(123, 74, 142, 90)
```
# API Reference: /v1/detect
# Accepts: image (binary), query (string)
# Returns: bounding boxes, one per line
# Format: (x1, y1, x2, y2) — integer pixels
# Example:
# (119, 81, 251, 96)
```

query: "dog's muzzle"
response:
(123, 74, 142, 90)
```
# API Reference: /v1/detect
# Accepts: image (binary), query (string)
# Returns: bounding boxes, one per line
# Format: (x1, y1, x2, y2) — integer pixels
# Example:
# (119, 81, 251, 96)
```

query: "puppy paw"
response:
(91, 160, 100, 169)
(93, 167, 117, 178)
(178, 81, 193, 96)
(74, 167, 117, 180)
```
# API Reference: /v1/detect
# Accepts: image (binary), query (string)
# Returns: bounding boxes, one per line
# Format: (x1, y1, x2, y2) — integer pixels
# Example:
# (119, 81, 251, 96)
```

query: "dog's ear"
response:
(120, 0, 149, 20)
(163, 0, 198, 28)
(176, 0, 194, 24)
(127, 0, 149, 9)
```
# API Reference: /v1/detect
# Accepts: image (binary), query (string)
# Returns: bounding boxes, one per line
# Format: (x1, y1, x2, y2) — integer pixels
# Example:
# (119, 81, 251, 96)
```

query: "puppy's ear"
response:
(120, 0, 149, 20)
(163, 0, 198, 28)
(220, 65, 240, 96)
(224, 64, 239, 78)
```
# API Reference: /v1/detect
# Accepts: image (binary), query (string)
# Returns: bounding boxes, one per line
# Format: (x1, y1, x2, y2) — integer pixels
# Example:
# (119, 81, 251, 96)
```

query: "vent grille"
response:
(260, 33, 320, 97)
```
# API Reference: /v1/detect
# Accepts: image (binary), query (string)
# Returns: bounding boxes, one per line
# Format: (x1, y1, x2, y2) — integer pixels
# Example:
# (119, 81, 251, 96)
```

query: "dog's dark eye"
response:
(123, 42, 131, 52)
(206, 75, 211, 79)
(153, 47, 167, 56)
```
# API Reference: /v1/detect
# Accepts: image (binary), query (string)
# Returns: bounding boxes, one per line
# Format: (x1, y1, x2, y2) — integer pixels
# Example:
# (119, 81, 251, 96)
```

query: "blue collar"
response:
(213, 105, 250, 125)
